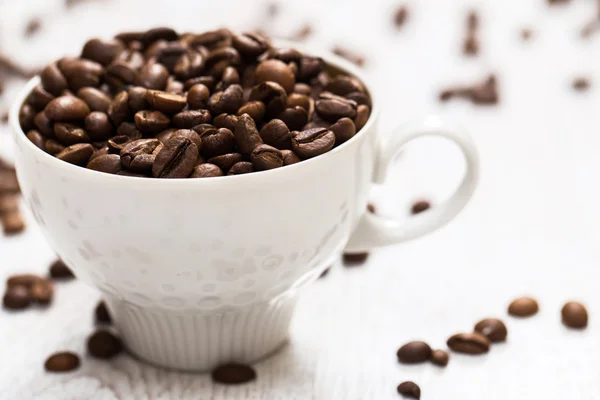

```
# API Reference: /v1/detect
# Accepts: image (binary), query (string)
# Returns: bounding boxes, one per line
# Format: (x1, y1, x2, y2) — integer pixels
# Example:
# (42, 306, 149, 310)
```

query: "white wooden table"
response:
(2, 0, 600, 398)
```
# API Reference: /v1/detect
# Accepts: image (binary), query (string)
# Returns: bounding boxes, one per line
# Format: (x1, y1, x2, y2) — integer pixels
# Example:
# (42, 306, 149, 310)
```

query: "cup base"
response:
(106, 294, 297, 372)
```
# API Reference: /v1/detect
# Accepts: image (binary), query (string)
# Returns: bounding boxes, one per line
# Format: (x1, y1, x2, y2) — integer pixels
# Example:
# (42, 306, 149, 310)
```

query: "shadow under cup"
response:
(10, 57, 378, 371)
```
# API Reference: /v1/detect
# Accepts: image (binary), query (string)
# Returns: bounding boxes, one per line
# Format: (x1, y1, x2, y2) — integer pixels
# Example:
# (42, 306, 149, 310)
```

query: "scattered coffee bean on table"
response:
(572, 77, 590, 91)
(3, 285, 31, 310)
(95, 300, 112, 324)
(288, 24, 313, 41)
(212, 363, 257, 384)
(7, 273, 43, 288)
(411, 200, 430, 215)
(2, 212, 26, 235)
(430, 349, 449, 367)
(332, 46, 366, 67)
(520, 28, 533, 41)
(463, 11, 480, 56)
(20, 28, 372, 178)
(397, 381, 421, 399)
(87, 330, 123, 358)
(508, 296, 539, 317)
(342, 252, 369, 266)
(447, 332, 490, 355)
(24, 18, 41, 38)
(440, 74, 499, 105)
(396, 341, 432, 364)
(49, 259, 75, 279)
(474, 318, 507, 342)
(30, 279, 54, 305)
(394, 5, 409, 29)
(367, 203, 376, 213)
(44, 351, 80, 372)
(561, 301, 588, 329)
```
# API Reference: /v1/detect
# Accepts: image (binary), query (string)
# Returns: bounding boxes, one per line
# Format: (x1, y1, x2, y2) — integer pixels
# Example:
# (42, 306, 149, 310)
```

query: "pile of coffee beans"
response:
(19, 28, 372, 178)
(0, 159, 25, 235)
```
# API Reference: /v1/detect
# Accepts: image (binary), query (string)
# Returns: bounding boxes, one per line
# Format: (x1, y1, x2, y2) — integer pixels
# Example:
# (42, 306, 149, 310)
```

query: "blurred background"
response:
(2, 0, 600, 399)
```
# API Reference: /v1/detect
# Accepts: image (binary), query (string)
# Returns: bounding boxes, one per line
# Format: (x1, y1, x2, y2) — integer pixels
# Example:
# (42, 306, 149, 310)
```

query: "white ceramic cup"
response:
(10, 46, 479, 371)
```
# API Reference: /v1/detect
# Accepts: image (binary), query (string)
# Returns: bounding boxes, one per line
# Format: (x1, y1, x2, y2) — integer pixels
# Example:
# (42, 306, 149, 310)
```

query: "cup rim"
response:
(10, 39, 379, 186)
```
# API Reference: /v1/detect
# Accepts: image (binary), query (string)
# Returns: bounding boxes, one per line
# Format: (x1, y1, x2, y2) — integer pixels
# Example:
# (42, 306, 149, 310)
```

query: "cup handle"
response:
(344, 116, 480, 253)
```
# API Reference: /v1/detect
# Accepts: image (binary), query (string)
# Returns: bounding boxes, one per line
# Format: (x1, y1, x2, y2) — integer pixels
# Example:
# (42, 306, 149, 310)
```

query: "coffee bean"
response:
(172, 51, 204, 81)
(237, 101, 265, 123)
(7, 274, 42, 289)
(279, 106, 308, 131)
(521, 28, 533, 41)
(89, 145, 110, 162)
(260, 119, 291, 149)
(156, 128, 177, 144)
(166, 77, 184, 94)
(173, 110, 212, 128)
(394, 6, 409, 28)
(573, 77, 590, 91)
(291, 128, 335, 159)
(208, 153, 243, 171)
(145, 90, 186, 114)
(45, 139, 66, 155)
(342, 252, 369, 265)
(44, 352, 80, 372)
(345, 91, 372, 107)
(293, 83, 311, 95)
(463, 11, 480, 56)
(27, 86, 55, 110)
(105, 60, 137, 90)
(213, 113, 238, 131)
(249, 81, 287, 118)
(332, 46, 366, 67)
(187, 84, 210, 109)
(108, 135, 133, 153)
(232, 32, 269, 58)
(397, 381, 420, 399)
(85, 154, 121, 174)
(26, 130, 46, 151)
(216, 66, 240, 90)
(212, 363, 256, 384)
(152, 136, 198, 178)
(508, 296, 539, 317)
(117, 122, 142, 139)
(53, 123, 90, 145)
(354, 104, 370, 131)
(33, 111, 54, 137)
(431, 349, 449, 367)
(251, 144, 283, 171)
(172, 129, 202, 149)
(58, 57, 103, 91)
(3, 285, 31, 310)
(234, 113, 263, 156)
(474, 318, 507, 342)
(191, 163, 223, 178)
(561, 301, 588, 329)
(56, 143, 94, 165)
(95, 301, 111, 324)
(84, 112, 114, 141)
(208, 84, 244, 116)
(45, 96, 90, 121)
(140, 26, 178, 47)
(396, 341, 432, 364)
(184, 76, 216, 91)
(254, 59, 295, 93)
(447, 332, 490, 354)
(325, 76, 365, 97)
(228, 161, 254, 175)
(205, 47, 241, 76)
(82, 38, 125, 66)
(411, 200, 430, 215)
(118, 138, 162, 173)
(134, 110, 170, 134)
(87, 330, 123, 359)
(281, 149, 301, 166)
(107, 91, 131, 126)
(41, 63, 68, 96)
(201, 128, 235, 158)
(135, 62, 169, 90)
(49, 259, 75, 279)
(30, 279, 54, 305)
(315, 95, 357, 122)
(77, 87, 111, 113)
(19, 104, 36, 132)
(297, 57, 324, 81)
(286, 93, 310, 112)
(329, 117, 356, 144)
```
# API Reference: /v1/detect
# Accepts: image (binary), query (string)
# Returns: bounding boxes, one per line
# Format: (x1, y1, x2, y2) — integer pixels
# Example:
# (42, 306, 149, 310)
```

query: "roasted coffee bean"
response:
(332, 46, 366, 67)
(187, 84, 210, 109)
(474, 318, 508, 342)
(208, 84, 244, 116)
(41, 63, 69, 96)
(297, 56, 323, 81)
(343, 252, 369, 265)
(212, 363, 256, 384)
(237, 101, 265, 122)
(166, 77, 184, 94)
(87, 330, 123, 359)
(140, 26, 178, 47)
(84, 112, 114, 141)
(397, 381, 420, 399)
(56, 143, 94, 165)
(205, 47, 241, 76)
(3, 285, 31, 310)
(0, 170, 19, 193)
(325, 75, 365, 97)
(394, 6, 409, 28)
(251, 144, 283, 170)
(1, 211, 24, 234)
(269, 48, 303, 63)
(107, 91, 131, 126)
(87, 154, 122, 174)
(367, 203, 376, 213)
(291, 128, 335, 159)
(152, 136, 198, 178)
(0, 195, 19, 215)
(216, 66, 240, 91)
(77, 87, 111, 112)
(117, 122, 142, 139)
(135, 62, 169, 90)
(431, 349, 449, 367)
(53, 123, 90, 145)
(208, 153, 243, 171)
(354, 104, 370, 131)
(345, 91, 371, 107)
(279, 106, 308, 131)
(411, 200, 430, 215)
(561, 301, 588, 329)
(232, 32, 269, 58)
(127, 87, 149, 112)
(108, 135, 132, 153)
(105, 60, 137, 90)
(27, 86, 55, 110)
(45, 96, 90, 121)
(44, 352, 80, 372)
(189, 28, 232, 49)
(172, 129, 202, 149)
(201, 128, 235, 158)
(173, 109, 212, 128)
(95, 301, 111, 324)
(184, 76, 216, 91)
(134, 110, 170, 134)
(281, 149, 301, 165)
(156, 128, 177, 144)
(447, 332, 490, 354)
(234, 114, 263, 156)
(172, 51, 204, 81)
(286, 93, 310, 111)
(146, 90, 187, 114)
(45, 140, 65, 155)
(19, 104, 37, 132)
(573, 77, 590, 91)
(249, 81, 287, 118)
(254, 59, 295, 93)
(58, 57, 103, 91)
(30, 279, 54, 305)
(191, 163, 223, 178)
(89, 145, 110, 162)
(293, 83, 311, 95)
(463, 11, 479, 56)
(260, 119, 291, 149)
(49, 259, 75, 279)
(213, 113, 238, 131)
(396, 341, 432, 364)
(329, 117, 356, 145)
(315, 95, 357, 122)
(508, 296, 539, 317)
(228, 161, 254, 175)
(82, 38, 125, 66)
(26, 130, 46, 151)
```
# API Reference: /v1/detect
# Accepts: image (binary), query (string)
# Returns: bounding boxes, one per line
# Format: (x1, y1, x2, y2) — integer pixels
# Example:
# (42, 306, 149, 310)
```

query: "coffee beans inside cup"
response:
(20, 28, 372, 178)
